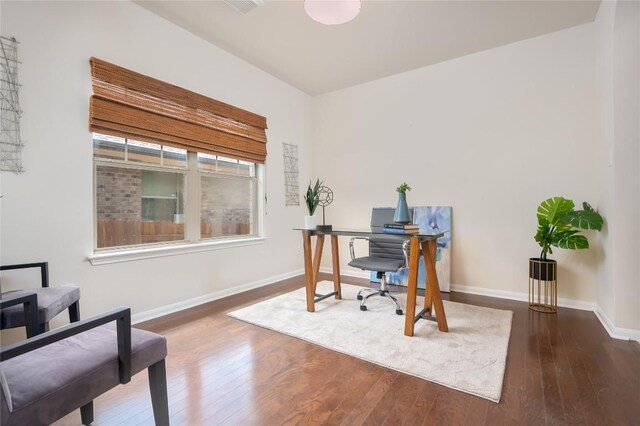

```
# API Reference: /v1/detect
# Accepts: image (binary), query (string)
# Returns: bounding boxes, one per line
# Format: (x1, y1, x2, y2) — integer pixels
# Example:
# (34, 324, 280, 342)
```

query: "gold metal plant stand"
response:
(529, 258, 557, 313)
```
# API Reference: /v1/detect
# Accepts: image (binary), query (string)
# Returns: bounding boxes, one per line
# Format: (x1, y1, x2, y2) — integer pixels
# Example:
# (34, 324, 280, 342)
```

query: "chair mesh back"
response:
(369, 238, 406, 261)
(369, 207, 413, 261)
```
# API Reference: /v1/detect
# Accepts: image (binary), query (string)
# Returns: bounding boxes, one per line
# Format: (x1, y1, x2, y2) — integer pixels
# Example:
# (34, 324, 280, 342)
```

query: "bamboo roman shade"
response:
(89, 57, 268, 163)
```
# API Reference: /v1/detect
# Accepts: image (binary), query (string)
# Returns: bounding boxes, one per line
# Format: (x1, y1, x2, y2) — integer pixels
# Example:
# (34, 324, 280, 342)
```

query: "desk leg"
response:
(312, 235, 325, 294)
(404, 236, 421, 336)
(422, 241, 433, 314)
(302, 232, 315, 312)
(331, 235, 342, 299)
(424, 239, 449, 332)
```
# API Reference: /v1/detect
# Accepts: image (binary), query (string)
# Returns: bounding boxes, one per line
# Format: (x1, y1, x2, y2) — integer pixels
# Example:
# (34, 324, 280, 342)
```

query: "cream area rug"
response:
(227, 281, 513, 402)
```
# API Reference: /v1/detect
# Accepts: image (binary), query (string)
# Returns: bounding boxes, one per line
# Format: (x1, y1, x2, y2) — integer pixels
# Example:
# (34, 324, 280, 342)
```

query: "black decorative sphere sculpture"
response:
(316, 186, 334, 232)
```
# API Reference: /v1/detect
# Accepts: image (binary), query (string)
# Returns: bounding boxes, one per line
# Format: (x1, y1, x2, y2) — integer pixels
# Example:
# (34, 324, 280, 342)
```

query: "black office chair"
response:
(1, 262, 80, 334)
(348, 207, 414, 315)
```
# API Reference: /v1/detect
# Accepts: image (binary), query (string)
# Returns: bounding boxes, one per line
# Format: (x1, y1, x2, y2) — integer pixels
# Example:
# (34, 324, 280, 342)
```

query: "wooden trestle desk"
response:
(298, 229, 448, 337)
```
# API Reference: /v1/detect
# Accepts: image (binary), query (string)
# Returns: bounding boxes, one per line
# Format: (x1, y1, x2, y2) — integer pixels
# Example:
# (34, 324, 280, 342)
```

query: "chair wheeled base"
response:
(347, 210, 413, 317)
(356, 274, 404, 316)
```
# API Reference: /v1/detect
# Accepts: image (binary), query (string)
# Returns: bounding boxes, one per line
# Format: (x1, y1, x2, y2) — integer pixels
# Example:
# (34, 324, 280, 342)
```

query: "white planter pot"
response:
(304, 215, 317, 230)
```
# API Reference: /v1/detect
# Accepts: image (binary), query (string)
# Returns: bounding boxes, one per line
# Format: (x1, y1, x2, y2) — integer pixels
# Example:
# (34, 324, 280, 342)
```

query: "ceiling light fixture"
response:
(304, 0, 361, 25)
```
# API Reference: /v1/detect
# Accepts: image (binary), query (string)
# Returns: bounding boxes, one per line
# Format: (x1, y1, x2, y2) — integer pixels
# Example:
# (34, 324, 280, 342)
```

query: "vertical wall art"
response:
(0, 36, 23, 173)
(283, 143, 299, 206)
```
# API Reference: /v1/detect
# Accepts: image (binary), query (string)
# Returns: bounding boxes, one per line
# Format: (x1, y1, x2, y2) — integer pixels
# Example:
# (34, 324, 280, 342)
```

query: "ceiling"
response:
(134, 0, 601, 96)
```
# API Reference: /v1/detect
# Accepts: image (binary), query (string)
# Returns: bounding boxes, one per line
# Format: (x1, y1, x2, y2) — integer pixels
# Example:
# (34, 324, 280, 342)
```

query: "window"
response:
(198, 154, 257, 239)
(94, 134, 260, 250)
(89, 58, 268, 252)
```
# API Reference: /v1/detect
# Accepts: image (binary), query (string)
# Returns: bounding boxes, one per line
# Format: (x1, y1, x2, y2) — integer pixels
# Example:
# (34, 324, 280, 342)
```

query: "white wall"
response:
(2, 1, 637, 339)
(0, 1, 313, 325)
(313, 23, 601, 305)
(593, 0, 640, 338)
(594, 1, 616, 325)
(596, 0, 640, 333)
(611, 0, 639, 332)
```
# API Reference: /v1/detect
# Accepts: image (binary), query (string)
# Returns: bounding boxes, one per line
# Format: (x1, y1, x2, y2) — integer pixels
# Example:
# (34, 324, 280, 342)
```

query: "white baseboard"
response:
(449, 284, 597, 311)
(325, 267, 595, 311)
(131, 269, 304, 324)
(452, 285, 640, 341)
(594, 305, 640, 341)
(133, 266, 639, 342)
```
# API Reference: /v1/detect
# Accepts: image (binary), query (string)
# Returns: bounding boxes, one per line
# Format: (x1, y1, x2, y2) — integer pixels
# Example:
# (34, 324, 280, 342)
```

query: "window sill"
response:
(88, 237, 266, 265)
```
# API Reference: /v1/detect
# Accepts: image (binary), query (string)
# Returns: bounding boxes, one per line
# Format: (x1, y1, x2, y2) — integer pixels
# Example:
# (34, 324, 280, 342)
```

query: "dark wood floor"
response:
(55, 274, 640, 425)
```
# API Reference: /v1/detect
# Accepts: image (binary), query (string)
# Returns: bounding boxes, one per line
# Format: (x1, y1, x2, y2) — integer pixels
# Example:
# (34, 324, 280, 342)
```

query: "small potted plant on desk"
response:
(303, 179, 321, 230)
(530, 196, 603, 312)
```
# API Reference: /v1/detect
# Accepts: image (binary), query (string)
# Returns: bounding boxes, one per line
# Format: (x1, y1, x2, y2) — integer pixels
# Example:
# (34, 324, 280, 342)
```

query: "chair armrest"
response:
(0, 292, 40, 338)
(349, 237, 370, 260)
(0, 262, 49, 288)
(0, 307, 132, 384)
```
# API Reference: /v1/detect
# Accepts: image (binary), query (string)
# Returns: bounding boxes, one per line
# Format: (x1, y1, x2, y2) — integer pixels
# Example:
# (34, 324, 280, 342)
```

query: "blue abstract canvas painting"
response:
(371, 206, 452, 291)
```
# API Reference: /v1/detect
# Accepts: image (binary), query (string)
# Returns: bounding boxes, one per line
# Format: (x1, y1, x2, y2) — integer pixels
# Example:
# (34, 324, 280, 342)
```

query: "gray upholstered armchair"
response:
(0, 262, 80, 334)
(0, 307, 169, 425)
(348, 207, 413, 315)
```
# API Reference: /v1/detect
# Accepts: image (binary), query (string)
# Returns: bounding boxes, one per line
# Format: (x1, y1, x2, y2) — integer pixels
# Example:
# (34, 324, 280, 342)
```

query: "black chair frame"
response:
(0, 308, 169, 426)
(0, 292, 40, 338)
(1, 262, 80, 332)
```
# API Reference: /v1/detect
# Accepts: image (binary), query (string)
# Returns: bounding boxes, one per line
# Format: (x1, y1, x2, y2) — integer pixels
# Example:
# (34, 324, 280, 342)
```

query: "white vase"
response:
(304, 215, 317, 230)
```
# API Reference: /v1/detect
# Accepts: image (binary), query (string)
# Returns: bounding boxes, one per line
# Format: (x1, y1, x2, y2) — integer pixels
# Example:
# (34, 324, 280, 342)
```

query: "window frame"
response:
(198, 168, 259, 242)
(91, 135, 265, 258)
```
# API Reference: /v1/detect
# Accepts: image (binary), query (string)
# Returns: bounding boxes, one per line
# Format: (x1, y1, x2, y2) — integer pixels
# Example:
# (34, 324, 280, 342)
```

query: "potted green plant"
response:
(531, 196, 604, 280)
(303, 179, 322, 229)
(393, 182, 411, 223)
